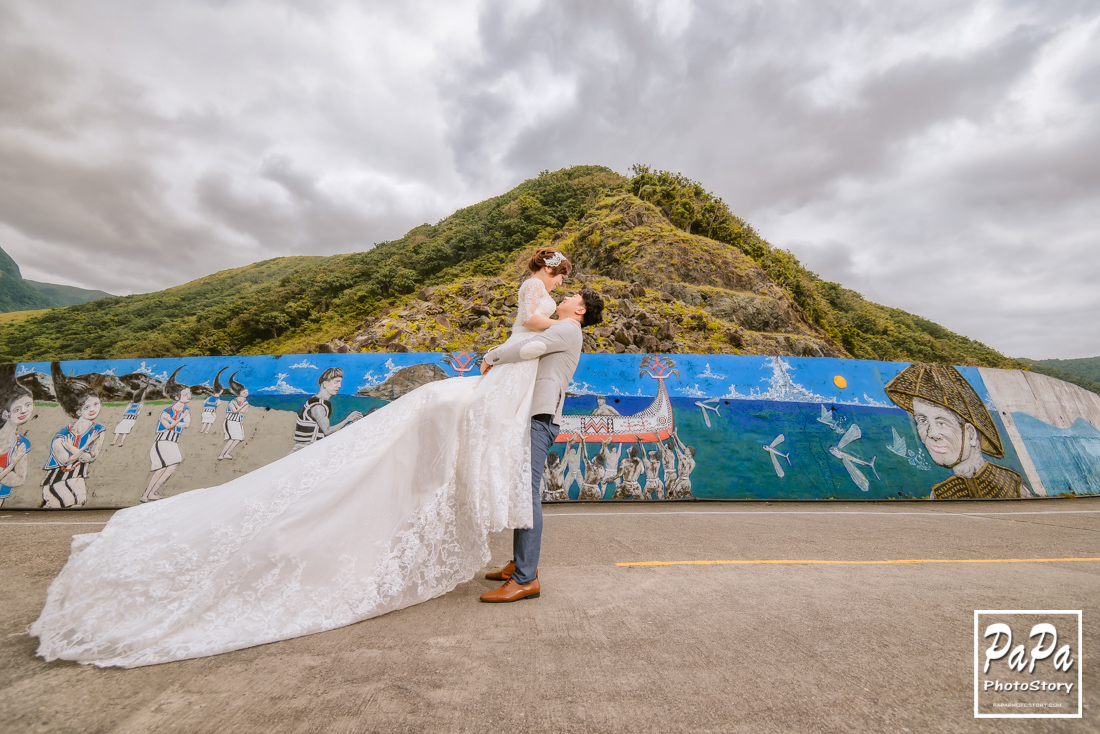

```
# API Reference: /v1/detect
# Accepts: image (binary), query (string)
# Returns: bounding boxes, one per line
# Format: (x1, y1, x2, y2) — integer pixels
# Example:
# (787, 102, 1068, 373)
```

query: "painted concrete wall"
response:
(978, 368, 1100, 496)
(1, 353, 1096, 509)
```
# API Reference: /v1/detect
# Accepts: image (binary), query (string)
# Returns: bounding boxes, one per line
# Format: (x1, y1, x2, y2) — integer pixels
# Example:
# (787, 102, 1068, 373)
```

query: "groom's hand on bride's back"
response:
(480, 362, 492, 375)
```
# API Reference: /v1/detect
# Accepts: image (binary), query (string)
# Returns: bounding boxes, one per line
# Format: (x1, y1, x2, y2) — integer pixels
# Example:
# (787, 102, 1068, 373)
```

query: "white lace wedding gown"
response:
(31, 278, 558, 668)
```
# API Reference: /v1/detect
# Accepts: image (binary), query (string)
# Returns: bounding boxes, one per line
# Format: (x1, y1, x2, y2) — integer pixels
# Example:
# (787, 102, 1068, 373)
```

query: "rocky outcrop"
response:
(16, 371, 55, 401)
(15, 368, 217, 403)
(335, 272, 845, 359)
(558, 195, 778, 296)
(356, 363, 449, 400)
(317, 340, 352, 354)
(329, 191, 847, 360)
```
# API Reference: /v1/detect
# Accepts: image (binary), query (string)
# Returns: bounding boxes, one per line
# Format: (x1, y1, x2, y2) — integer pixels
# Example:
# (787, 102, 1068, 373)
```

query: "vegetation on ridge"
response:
(1018, 357, 1100, 396)
(0, 164, 1024, 371)
(621, 166, 1017, 366)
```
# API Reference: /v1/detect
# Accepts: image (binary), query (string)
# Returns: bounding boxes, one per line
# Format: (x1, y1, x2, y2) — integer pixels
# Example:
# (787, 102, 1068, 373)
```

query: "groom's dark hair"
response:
(580, 291, 604, 328)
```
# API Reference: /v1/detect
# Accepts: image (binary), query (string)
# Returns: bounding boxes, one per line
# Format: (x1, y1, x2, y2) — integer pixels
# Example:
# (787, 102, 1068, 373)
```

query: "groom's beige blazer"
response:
(482, 320, 583, 424)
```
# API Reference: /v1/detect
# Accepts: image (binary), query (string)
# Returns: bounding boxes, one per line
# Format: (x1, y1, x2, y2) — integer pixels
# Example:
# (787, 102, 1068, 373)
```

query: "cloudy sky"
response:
(1, 0, 1097, 359)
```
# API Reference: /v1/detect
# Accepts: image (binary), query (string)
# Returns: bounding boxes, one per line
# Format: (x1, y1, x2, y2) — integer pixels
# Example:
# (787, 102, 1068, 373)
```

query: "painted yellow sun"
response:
(833, 375, 847, 389)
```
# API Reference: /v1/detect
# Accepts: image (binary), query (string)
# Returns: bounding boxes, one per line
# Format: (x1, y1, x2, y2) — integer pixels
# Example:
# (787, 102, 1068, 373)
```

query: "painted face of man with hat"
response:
(884, 363, 1029, 499)
(910, 397, 985, 477)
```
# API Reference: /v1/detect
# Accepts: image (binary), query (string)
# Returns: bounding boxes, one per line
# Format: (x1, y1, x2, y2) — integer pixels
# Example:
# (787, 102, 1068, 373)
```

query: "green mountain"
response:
(0, 247, 54, 312)
(23, 280, 113, 308)
(0, 246, 113, 313)
(0, 165, 1026, 370)
(1017, 357, 1100, 396)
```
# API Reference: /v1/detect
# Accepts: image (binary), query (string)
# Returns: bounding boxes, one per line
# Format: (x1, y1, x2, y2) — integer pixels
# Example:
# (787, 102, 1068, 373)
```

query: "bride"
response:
(31, 247, 573, 668)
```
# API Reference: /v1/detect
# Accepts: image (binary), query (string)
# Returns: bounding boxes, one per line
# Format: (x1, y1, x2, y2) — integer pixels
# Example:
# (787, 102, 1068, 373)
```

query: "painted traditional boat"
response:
(557, 377, 674, 443)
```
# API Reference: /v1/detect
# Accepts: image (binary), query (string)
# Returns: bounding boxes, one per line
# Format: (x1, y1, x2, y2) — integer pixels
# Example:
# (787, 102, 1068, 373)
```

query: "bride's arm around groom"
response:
(477, 291, 604, 603)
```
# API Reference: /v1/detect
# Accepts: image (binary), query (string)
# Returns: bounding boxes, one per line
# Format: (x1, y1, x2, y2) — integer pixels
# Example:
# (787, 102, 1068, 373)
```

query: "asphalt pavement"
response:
(1, 500, 1097, 733)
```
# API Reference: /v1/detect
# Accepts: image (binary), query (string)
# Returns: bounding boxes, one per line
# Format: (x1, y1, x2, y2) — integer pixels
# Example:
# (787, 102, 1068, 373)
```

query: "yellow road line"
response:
(616, 557, 1100, 567)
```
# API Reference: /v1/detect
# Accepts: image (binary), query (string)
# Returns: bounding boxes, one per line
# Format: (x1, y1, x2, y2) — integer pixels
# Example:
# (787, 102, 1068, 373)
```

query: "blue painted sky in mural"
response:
(21, 353, 922, 407)
(11, 351, 996, 415)
(17, 353, 471, 396)
(17, 352, 978, 411)
(570, 354, 906, 406)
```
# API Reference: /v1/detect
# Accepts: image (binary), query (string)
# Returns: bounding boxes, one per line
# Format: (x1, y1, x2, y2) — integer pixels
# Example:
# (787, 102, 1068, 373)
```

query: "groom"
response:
(478, 290, 604, 602)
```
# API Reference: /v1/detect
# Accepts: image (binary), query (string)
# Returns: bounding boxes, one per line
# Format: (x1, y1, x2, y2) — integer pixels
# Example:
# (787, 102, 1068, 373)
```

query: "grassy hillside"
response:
(0, 166, 622, 361)
(0, 165, 1025, 369)
(0, 309, 50, 325)
(0, 257, 327, 362)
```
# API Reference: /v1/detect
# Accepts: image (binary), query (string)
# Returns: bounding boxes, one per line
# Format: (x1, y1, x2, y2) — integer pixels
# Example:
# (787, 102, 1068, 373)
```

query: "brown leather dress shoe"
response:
(485, 560, 515, 581)
(479, 577, 540, 603)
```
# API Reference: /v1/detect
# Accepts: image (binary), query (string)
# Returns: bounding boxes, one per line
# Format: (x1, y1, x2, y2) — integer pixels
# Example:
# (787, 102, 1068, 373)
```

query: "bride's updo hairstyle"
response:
(528, 247, 572, 278)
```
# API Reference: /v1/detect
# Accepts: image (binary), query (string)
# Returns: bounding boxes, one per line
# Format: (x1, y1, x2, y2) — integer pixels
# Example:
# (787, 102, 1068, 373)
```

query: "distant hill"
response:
(1023, 356, 1100, 383)
(0, 165, 1025, 369)
(24, 280, 113, 308)
(0, 246, 113, 313)
(0, 247, 53, 312)
(1018, 357, 1100, 397)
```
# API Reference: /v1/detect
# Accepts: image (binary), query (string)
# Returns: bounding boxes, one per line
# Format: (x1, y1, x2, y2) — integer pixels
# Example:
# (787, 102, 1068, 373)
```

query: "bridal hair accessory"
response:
(544, 252, 567, 268)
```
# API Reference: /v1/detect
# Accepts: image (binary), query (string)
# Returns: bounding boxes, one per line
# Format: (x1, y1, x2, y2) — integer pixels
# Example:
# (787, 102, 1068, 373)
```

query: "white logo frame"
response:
(974, 610, 1082, 719)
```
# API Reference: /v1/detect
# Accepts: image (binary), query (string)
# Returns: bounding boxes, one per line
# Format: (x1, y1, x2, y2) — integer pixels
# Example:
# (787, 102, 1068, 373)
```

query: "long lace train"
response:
(30, 357, 537, 668)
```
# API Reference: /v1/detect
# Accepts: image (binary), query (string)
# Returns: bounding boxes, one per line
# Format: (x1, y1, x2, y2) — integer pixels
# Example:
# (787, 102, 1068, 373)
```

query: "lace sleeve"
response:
(515, 278, 546, 326)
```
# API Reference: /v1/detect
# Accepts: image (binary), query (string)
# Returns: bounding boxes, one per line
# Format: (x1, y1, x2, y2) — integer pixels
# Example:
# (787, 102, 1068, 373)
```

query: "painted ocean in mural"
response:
(546, 355, 1032, 501)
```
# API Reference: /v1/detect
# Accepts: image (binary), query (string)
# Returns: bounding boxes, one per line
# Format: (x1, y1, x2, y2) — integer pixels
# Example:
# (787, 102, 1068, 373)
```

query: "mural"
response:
(110, 384, 147, 447)
(217, 372, 249, 461)
(290, 367, 363, 453)
(40, 363, 106, 508)
(0, 364, 33, 508)
(1, 351, 1098, 509)
(884, 363, 1029, 499)
(977, 367, 1100, 497)
(198, 367, 227, 435)
(142, 368, 191, 503)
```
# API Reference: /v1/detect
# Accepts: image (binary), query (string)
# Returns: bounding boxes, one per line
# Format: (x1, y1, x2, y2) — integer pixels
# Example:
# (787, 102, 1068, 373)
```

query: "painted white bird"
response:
(816, 404, 846, 434)
(885, 426, 908, 457)
(695, 398, 721, 428)
(762, 434, 792, 478)
(828, 424, 879, 492)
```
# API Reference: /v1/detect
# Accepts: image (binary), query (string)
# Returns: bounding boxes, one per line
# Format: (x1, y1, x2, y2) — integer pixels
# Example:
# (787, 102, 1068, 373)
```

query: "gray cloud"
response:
(0, 0, 1097, 358)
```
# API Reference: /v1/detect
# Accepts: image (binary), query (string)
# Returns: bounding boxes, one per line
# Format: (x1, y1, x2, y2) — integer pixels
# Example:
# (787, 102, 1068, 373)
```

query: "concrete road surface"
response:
(1, 500, 1097, 733)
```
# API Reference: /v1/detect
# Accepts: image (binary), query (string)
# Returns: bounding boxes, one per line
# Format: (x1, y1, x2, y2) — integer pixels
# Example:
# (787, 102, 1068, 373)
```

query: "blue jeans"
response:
(512, 418, 559, 584)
